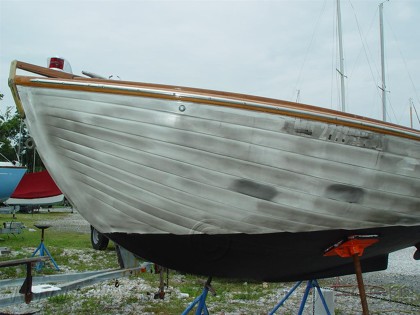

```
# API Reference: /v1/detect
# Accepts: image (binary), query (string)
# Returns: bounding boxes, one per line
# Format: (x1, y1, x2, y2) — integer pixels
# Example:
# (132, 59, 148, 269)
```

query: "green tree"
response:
(0, 106, 24, 162)
(0, 93, 44, 171)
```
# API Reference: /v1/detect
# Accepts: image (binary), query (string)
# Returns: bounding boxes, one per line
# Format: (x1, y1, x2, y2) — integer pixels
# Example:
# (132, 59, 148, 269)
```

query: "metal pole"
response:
(18, 118, 23, 164)
(353, 254, 370, 315)
(336, 0, 346, 112)
(379, 2, 387, 121)
(33, 148, 36, 173)
(410, 98, 413, 128)
(269, 281, 303, 315)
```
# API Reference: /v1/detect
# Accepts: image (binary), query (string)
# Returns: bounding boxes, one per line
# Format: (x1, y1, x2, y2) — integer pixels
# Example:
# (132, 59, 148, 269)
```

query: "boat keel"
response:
(106, 225, 420, 282)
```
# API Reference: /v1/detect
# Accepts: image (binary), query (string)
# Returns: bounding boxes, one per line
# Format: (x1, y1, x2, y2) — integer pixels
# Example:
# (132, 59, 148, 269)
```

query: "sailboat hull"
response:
(9, 65, 420, 280)
(0, 166, 26, 202)
(5, 170, 64, 206)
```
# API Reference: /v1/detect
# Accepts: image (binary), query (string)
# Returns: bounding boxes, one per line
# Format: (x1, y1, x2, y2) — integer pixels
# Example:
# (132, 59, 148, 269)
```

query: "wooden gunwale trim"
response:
(13, 75, 420, 141)
(14, 60, 82, 79)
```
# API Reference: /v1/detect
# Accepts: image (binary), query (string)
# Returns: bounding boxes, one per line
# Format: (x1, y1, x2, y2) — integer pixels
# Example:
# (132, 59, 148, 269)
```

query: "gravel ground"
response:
(33, 207, 91, 234)
(0, 209, 419, 314)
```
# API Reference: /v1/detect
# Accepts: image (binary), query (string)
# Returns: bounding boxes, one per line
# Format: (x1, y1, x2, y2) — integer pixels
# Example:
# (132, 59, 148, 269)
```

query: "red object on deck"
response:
(324, 235, 379, 258)
(11, 170, 61, 199)
(48, 57, 65, 70)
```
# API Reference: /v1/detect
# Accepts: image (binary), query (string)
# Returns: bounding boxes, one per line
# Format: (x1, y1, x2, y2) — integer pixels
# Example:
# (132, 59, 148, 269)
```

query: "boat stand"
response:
(324, 234, 379, 315)
(270, 234, 378, 315)
(181, 276, 214, 315)
(269, 279, 332, 315)
(31, 224, 59, 271)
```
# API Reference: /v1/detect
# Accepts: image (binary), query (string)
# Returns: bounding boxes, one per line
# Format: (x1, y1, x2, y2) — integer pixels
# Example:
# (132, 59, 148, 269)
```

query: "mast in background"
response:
(336, 0, 346, 112)
(410, 98, 414, 129)
(379, 1, 388, 121)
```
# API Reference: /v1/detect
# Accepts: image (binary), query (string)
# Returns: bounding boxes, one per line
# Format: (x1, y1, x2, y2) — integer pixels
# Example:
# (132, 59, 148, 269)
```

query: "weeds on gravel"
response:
(47, 294, 73, 306)
(1, 211, 419, 314)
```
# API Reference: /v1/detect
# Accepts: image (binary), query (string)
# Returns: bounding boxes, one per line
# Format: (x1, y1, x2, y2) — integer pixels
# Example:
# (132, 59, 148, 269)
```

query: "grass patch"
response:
(0, 211, 119, 278)
(0, 212, 90, 250)
(48, 294, 73, 305)
(1, 211, 418, 314)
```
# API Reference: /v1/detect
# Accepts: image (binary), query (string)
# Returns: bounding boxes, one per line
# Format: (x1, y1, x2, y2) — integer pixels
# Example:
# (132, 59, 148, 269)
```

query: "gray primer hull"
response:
(15, 79, 420, 280)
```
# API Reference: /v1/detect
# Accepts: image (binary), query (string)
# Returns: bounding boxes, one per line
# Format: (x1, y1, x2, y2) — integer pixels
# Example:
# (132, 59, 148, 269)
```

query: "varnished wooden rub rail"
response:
(9, 60, 420, 141)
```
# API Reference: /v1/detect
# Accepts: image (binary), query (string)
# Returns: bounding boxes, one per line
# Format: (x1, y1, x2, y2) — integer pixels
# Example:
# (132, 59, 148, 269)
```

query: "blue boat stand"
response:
(181, 276, 214, 315)
(268, 279, 331, 315)
(181, 276, 330, 315)
(31, 224, 59, 271)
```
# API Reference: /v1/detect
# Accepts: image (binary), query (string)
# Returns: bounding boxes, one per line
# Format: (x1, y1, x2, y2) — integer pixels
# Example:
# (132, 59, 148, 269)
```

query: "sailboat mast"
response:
(410, 98, 414, 129)
(379, 2, 387, 121)
(336, 0, 346, 112)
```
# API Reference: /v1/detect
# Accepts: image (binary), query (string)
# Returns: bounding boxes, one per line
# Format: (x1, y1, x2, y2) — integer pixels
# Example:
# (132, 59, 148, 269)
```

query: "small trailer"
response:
(90, 225, 109, 250)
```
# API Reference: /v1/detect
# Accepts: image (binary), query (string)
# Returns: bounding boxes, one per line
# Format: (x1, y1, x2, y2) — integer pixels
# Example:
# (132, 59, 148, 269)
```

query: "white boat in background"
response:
(0, 161, 26, 203)
(8, 59, 420, 281)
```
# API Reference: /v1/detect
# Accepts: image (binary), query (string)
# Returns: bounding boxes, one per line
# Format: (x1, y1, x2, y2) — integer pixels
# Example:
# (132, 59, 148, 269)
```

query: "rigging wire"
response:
(386, 97, 399, 124)
(0, 152, 12, 163)
(347, 0, 383, 118)
(385, 14, 420, 126)
(348, 2, 382, 80)
(412, 101, 420, 127)
(291, 0, 328, 103)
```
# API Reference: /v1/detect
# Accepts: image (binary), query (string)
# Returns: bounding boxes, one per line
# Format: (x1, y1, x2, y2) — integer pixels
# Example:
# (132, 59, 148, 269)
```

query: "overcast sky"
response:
(1, 0, 419, 129)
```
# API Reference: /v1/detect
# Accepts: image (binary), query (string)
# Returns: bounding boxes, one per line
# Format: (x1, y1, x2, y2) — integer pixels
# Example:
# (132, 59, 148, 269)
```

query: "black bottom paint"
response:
(106, 226, 420, 282)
